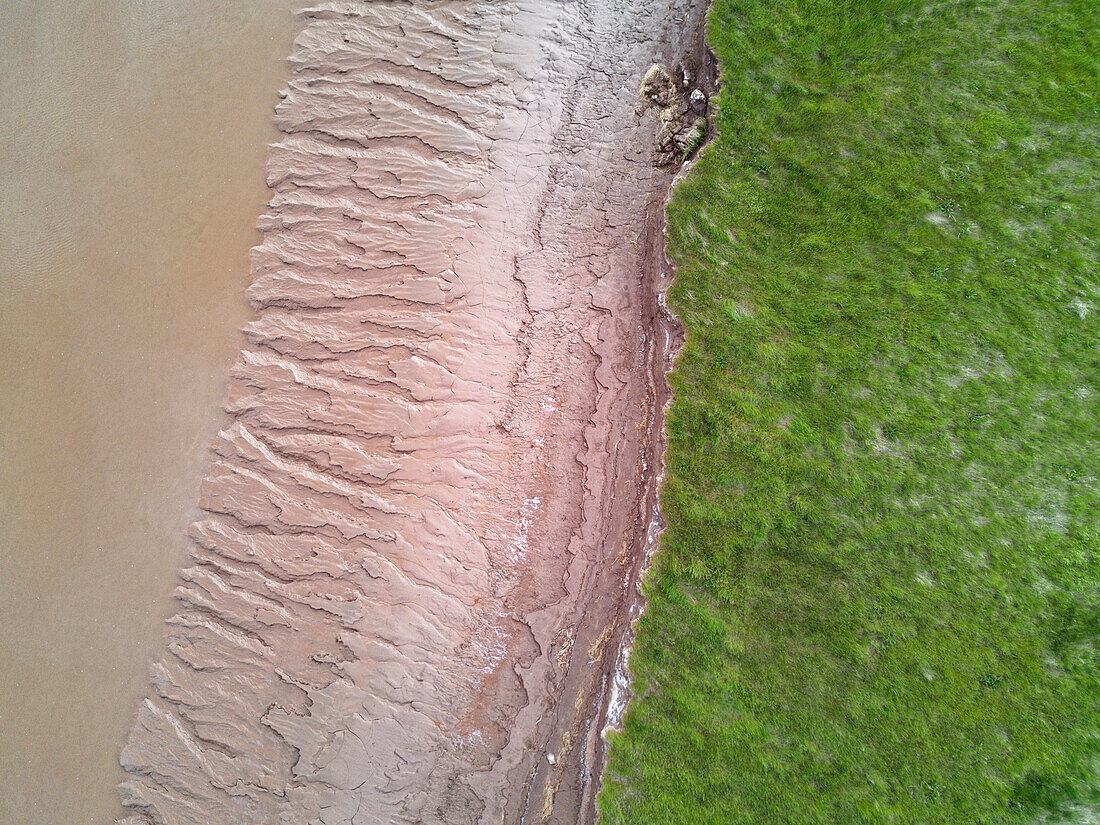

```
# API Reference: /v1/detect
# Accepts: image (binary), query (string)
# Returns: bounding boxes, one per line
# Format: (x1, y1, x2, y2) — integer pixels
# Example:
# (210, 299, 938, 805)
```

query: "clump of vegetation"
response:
(639, 63, 710, 165)
(600, 0, 1099, 822)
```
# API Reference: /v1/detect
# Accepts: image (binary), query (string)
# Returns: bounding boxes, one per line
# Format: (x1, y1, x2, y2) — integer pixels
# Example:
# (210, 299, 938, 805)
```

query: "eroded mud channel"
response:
(118, 3, 712, 823)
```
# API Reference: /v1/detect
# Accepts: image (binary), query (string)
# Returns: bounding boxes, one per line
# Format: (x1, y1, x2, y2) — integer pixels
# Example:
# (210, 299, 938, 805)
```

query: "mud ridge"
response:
(116, 3, 712, 824)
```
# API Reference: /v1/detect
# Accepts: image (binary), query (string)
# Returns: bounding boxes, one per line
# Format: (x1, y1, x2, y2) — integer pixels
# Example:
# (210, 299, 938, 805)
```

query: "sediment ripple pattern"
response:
(117, 2, 707, 824)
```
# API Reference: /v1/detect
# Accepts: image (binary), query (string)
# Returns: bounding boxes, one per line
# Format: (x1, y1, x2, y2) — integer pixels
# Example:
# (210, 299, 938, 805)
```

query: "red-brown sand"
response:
(117, 3, 711, 823)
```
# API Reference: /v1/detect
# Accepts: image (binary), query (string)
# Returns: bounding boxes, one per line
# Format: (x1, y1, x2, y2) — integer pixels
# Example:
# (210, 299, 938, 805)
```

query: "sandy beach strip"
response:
(117, 2, 710, 823)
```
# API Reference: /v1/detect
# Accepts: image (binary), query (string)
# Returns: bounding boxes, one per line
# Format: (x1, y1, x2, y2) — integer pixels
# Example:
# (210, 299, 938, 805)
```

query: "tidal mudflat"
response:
(114, 2, 711, 824)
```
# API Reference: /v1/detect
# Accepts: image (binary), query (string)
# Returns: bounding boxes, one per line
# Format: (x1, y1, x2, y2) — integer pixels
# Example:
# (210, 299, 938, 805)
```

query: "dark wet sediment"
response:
(117, 3, 712, 824)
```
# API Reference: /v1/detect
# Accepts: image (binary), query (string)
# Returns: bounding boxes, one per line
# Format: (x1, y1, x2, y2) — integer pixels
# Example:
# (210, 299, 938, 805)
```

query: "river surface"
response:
(0, 2, 301, 822)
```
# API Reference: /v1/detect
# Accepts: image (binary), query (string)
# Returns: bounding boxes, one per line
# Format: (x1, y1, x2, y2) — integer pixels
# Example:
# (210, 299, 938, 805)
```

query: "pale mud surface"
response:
(118, 2, 710, 824)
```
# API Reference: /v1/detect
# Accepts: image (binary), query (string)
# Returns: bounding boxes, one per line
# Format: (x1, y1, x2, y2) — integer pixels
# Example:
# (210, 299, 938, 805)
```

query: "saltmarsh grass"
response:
(599, 0, 1099, 822)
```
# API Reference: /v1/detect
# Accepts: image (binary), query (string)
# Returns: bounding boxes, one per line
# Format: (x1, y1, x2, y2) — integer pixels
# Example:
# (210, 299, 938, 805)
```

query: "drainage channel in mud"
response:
(115, 3, 713, 825)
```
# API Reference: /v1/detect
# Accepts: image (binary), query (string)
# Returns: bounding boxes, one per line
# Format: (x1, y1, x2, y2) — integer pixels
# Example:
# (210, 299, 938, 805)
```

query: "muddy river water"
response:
(0, 2, 301, 822)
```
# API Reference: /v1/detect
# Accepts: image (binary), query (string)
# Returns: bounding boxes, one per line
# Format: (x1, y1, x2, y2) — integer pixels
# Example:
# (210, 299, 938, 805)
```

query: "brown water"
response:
(0, 2, 302, 822)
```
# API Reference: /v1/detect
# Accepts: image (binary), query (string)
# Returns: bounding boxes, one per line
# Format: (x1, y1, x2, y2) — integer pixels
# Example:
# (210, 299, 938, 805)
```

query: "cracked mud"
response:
(117, 3, 712, 824)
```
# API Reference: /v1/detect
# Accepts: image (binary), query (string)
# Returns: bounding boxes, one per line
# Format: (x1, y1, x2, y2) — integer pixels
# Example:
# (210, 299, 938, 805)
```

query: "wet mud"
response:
(117, 3, 712, 824)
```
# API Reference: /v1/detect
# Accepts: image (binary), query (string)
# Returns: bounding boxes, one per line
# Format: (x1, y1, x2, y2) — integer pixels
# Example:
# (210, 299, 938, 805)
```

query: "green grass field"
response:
(599, 0, 1099, 822)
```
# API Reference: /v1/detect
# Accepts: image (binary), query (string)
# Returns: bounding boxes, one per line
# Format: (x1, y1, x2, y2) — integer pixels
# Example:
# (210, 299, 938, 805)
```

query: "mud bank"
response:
(117, 3, 710, 824)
